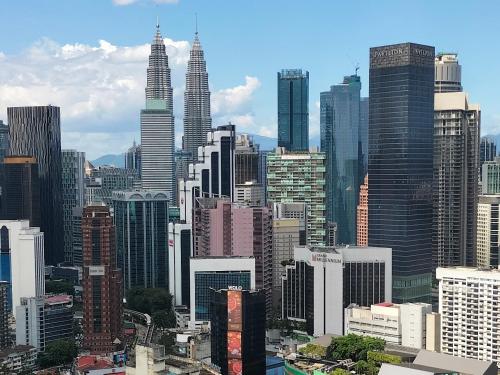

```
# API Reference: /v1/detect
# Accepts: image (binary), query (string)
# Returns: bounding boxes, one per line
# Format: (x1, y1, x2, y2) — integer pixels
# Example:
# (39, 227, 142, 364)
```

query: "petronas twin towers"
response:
(140, 22, 212, 198)
(184, 32, 212, 161)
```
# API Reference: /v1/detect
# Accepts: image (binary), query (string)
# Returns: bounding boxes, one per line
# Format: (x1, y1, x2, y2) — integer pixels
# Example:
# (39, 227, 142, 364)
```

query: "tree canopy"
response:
(152, 309, 176, 329)
(37, 339, 78, 369)
(126, 288, 173, 315)
(329, 369, 350, 375)
(326, 334, 385, 362)
(45, 280, 75, 296)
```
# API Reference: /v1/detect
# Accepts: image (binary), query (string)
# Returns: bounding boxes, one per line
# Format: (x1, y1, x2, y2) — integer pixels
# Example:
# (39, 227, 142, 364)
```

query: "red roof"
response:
(45, 294, 72, 305)
(77, 355, 114, 371)
(375, 302, 393, 307)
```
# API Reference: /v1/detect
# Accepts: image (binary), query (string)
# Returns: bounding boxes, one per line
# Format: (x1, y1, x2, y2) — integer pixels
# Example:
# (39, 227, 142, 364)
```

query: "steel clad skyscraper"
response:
(141, 22, 175, 199)
(7, 106, 64, 265)
(368, 43, 435, 303)
(183, 32, 212, 163)
(320, 75, 361, 245)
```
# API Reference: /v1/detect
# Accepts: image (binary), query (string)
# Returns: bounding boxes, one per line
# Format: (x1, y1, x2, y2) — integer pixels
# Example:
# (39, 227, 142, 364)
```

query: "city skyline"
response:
(0, 1, 499, 159)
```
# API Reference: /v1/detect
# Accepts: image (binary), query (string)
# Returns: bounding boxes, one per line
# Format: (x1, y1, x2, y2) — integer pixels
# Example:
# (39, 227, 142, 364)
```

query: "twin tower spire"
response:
(145, 20, 212, 163)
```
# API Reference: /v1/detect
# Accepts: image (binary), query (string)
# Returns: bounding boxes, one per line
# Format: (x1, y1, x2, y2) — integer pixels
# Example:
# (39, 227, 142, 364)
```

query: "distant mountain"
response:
(249, 134, 276, 151)
(91, 133, 320, 166)
(246, 133, 320, 150)
(92, 154, 125, 168)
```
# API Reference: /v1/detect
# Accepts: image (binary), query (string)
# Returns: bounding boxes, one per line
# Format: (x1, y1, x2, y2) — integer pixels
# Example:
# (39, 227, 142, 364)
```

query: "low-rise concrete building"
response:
(379, 350, 497, 375)
(345, 302, 436, 350)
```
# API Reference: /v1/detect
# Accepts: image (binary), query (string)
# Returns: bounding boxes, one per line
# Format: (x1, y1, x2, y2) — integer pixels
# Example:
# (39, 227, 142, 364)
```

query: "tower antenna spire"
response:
(156, 16, 159, 29)
(195, 12, 198, 35)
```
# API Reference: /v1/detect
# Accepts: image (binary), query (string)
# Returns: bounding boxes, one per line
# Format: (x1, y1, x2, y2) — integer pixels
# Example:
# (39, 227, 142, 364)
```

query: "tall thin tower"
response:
(141, 22, 175, 198)
(183, 30, 212, 162)
(433, 53, 479, 268)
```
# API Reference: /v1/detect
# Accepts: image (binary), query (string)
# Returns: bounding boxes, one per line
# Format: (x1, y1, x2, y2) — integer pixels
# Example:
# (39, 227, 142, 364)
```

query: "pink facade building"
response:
(193, 198, 273, 316)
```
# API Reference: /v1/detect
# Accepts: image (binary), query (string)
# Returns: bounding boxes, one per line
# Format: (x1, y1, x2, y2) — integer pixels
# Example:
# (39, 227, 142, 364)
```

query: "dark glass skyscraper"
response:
(7, 106, 64, 265)
(210, 288, 266, 375)
(112, 190, 169, 290)
(277, 69, 309, 151)
(0, 121, 8, 163)
(0, 156, 40, 227)
(368, 43, 435, 303)
(321, 75, 361, 245)
(359, 97, 369, 179)
(480, 136, 497, 170)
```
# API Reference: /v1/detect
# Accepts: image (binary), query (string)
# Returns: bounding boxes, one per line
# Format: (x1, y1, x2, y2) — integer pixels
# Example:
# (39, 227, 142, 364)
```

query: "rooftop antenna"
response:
(195, 12, 198, 35)
(156, 15, 160, 29)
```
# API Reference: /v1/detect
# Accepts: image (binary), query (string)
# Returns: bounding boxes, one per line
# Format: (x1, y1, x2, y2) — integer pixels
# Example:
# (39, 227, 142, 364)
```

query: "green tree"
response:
(326, 334, 385, 362)
(298, 343, 326, 358)
(329, 369, 350, 375)
(45, 280, 74, 296)
(126, 288, 173, 315)
(37, 339, 78, 369)
(158, 332, 176, 354)
(355, 359, 379, 375)
(152, 310, 176, 329)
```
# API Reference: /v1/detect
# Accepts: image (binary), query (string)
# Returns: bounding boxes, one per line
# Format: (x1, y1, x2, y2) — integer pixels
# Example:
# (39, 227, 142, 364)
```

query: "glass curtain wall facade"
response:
(7, 106, 64, 265)
(0, 121, 8, 163)
(277, 69, 309, 151)
(320, 75, 361, 245)
(113, 190, 169, 290)
(368, 43, 435, 303)
(194, 271, 251, 321)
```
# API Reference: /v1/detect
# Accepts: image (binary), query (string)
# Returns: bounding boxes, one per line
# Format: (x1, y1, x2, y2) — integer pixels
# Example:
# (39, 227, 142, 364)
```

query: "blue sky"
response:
(0, 0, 498, 159)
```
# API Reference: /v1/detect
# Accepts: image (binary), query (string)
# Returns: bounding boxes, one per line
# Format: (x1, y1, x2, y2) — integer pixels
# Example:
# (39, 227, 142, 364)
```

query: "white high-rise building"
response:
(141, 22, 175, 198)
(437, 267, 500, 365)
(477, 195, 500, 267)
(0, 220, 45, 313)
(169, 125, 236, 308)
(282, 245, 392, 336)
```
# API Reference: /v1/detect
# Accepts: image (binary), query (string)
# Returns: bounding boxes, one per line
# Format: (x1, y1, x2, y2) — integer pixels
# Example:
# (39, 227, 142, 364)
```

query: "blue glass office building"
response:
(368, 43, 435, 303)
(195, 271, 251, 321)
(277, 69, 309, 151)
(320, 75, 361, 245)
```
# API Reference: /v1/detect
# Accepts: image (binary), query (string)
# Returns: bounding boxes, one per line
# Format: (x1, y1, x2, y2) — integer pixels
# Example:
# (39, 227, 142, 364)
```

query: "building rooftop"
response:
(413, 350, 497, 375)
(437, 266, 500, 278)
(76, 355, 120, 372)
(45, 294, 72, 305)
(0, 345, 36, 358)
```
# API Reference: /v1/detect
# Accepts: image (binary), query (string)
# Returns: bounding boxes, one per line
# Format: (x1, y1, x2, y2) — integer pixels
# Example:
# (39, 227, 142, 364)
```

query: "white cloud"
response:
(113, 0, 137, 5)
(112, 0, 178, 5)
(309, 100, 320, 137)
(212, 76, 261, 115)
(0, 37, 260, 159)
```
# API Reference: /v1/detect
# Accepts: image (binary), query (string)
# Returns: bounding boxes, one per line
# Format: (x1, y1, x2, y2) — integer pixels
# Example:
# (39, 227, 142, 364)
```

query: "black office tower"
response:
(211, 288, 265, 375)
(368, 43, 434, 303)
(0, 156, 41, 227)
(7, 106, 64, 265)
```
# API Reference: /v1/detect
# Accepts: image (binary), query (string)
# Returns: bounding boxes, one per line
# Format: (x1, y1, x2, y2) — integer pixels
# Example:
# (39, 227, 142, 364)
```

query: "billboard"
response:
(227, 290, 243, 375)
(228, 359, 243, 375)
(88, 265, 105, 276)
(227, 290, 242, 331)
